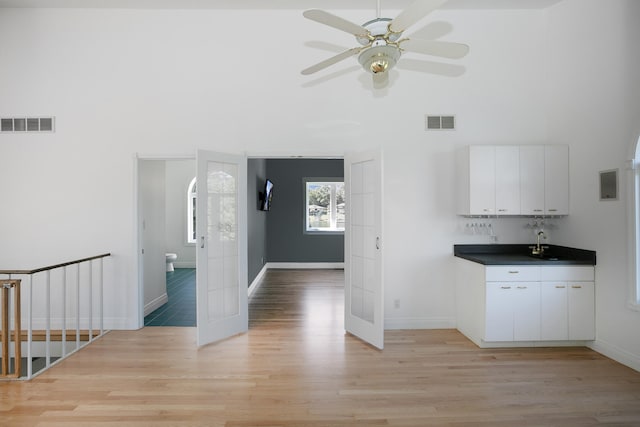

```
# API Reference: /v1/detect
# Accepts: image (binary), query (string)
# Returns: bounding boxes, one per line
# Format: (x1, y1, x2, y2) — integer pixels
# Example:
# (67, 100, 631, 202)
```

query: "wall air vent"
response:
(425, 115, 455, 131)
(1, 117, 55, 133)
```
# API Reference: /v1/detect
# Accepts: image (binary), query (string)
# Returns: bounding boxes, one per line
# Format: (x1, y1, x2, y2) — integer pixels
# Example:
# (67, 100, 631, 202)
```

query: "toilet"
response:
(165, 253, 177, 272)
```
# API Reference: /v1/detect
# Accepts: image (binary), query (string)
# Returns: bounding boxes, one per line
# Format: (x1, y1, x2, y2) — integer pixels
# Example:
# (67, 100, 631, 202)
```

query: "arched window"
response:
(187, 177, 196, 244)
(630, 137, 640, 309)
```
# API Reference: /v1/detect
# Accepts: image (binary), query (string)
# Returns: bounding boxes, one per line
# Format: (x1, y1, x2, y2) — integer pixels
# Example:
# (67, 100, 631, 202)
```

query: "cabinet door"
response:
(520, 146, 545, 215)
(569, 282, 595, 340)
(513, 282, 540, 341)
(545, 145, 569, 215)
(540, 282, 569, 340)
(469, 146, 496, 215)
(495, 146, 520, 215)
(485, 283, 513, 341)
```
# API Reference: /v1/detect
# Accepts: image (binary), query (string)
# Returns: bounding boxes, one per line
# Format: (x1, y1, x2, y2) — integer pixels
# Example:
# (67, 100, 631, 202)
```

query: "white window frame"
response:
(187, 177, 197, 244)
(629, 136, 640, 311)
(304, 177, 345, 234)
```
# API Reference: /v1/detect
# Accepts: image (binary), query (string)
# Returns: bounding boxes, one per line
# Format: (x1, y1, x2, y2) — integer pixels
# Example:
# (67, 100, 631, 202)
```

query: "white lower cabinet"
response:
(568, 282, 595, 340)
(455, 260, 595, 347)
(540, 280, 595, 341)
(486, 282, 540, 341)
(541, 282, 569, 340)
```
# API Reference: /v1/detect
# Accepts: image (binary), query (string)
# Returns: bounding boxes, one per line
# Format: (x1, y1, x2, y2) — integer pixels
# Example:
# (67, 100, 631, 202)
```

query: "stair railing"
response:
(0, 253, 110, 380)
(1, 279, 21, 378)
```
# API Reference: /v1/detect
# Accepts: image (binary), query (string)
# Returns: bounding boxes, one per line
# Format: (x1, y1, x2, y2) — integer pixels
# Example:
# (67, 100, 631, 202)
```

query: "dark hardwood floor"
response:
(1, 268, 640, 426)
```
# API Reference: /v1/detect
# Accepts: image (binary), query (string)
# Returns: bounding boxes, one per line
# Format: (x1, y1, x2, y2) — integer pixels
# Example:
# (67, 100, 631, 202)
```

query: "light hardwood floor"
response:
(2, 269, 640, 426)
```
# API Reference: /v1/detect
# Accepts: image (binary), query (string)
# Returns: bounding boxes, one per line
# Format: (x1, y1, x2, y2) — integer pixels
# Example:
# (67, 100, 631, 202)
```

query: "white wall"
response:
(0, 2, 630, 366)
(546, 0, 640, 371)
(165, 159, 196, 268)
(0, 6, 550, 330)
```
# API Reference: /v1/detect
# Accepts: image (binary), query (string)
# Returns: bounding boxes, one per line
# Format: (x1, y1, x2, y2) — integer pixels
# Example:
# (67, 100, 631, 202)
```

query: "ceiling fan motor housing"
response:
(356, 17, 401, 45)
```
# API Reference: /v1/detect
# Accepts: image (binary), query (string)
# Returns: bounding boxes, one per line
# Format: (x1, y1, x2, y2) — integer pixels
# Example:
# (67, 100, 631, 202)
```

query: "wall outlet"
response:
(394, 299, 400, 309)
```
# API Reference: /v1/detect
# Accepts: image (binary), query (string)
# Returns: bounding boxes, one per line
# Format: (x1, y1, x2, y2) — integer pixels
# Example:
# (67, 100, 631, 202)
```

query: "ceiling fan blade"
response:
(400, 38, 469, 59)
(303, 9, 370, 37)
(389, 0, 448, 33)
(301, 47, 364, 75)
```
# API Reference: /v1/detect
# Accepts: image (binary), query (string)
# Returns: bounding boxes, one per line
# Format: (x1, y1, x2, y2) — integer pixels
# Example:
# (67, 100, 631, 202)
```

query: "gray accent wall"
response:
(265, 159, 344, 263)
(248, 158, 268, 285)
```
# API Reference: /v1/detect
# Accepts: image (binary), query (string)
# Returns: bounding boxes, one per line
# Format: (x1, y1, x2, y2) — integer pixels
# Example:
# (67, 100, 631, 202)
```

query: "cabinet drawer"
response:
(540, 266, 594, 281)
(486, 266, 540, 282)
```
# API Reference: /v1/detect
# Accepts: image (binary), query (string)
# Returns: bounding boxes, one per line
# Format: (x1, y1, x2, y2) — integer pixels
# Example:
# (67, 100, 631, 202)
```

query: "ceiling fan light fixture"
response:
(370, 58, 389, 74)
(358, 45, 400, 74)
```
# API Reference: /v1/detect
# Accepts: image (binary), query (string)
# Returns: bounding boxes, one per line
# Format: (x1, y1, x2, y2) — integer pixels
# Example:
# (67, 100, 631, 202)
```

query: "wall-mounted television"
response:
(259, 179, 274, 211)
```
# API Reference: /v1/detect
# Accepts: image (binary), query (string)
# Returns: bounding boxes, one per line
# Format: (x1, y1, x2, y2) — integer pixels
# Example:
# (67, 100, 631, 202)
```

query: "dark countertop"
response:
(454, 244, 596, 266)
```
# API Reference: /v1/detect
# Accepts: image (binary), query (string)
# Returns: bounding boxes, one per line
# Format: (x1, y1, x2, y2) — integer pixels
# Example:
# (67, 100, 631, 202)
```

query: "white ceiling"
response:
(0, 0, 563, 9)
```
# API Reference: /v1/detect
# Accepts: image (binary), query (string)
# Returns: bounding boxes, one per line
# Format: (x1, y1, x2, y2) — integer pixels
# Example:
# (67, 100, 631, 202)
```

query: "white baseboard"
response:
(144, 293, 168, 316)
(385, 317, 456, 330)
(590, 339, 640, 373)
(266, 262, 344, 270)
(103, 317, 132, 330)
(477, 340, 592, 349)
(173, 261, 196, 269)
(248, 264, 269, 297)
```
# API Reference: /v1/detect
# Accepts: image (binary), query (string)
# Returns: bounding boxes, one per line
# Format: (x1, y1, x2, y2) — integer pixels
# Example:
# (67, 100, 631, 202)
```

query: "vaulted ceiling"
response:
(0, 0, 563, 10)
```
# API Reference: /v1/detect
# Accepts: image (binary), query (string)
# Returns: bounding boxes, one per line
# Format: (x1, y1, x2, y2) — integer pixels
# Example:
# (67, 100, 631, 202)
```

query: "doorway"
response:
(136, 152, 383, 348)
(137, 157, 197, 327)
(247, 158, 346, 286)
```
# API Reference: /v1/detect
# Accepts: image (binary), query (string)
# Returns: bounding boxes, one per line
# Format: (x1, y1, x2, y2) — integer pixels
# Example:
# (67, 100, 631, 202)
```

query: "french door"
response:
(196, 150, 248, 347)
(344, 150, 384, 349)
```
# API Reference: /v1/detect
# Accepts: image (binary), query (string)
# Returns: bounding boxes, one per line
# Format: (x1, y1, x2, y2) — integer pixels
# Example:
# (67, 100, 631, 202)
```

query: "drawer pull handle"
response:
(508, 271, 519, 274)
(548, 209, 558, 212)
(501, 286, 511, 289)
(533, 209, 543, 212)
(572, 285, 583, 289)
(517, 286, 527, 289)
(555, 285, 566, 289)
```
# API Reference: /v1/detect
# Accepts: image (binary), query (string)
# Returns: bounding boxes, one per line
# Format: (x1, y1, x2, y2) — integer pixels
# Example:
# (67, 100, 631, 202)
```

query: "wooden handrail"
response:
(1, 279, 21, 378)
(0, 253, 111, 275)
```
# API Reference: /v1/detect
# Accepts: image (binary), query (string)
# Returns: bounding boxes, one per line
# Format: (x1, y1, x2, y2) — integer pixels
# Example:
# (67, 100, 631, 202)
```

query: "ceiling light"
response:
(358, 45, 401, 74)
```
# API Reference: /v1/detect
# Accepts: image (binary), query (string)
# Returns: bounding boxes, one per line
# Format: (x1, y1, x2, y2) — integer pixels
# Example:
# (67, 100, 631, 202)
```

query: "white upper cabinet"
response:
(520, 145, 545, 215)
(457, 145, 569, 216)
(545, 145, 569, 215)
(495, 146, 520, 215)
(458, 145, 496, 215)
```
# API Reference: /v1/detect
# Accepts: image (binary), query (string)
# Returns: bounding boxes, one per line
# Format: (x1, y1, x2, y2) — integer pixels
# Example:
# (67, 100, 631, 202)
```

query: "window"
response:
(305, 179, 345, 233)
(631, 136, 640, 309)
(187, 177, 197, 244)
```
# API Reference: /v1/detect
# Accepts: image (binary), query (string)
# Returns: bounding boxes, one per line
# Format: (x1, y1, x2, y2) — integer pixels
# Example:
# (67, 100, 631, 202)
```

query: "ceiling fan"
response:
(301, 0, 469, 81)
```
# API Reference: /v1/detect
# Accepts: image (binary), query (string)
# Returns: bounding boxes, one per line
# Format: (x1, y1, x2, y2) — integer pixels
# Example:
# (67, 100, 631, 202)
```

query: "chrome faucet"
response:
(530, 230, 548, 255)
